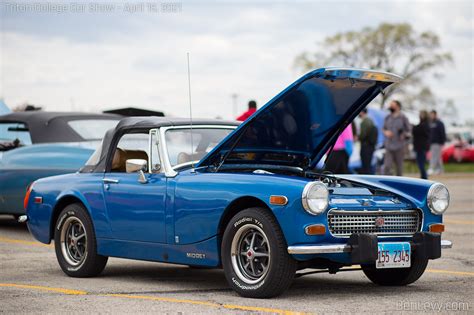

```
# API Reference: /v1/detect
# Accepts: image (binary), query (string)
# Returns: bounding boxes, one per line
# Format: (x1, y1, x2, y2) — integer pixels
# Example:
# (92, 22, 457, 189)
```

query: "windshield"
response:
(84, 138, 104, 167)
(68, 119, 119, 141)
(165, 128, 234, 167)
(0, 122, 32, 145)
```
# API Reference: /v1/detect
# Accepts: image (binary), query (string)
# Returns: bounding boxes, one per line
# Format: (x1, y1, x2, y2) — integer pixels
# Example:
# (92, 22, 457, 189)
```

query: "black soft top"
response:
(81, 116, 239, 173)
(0, 111, 120, 143)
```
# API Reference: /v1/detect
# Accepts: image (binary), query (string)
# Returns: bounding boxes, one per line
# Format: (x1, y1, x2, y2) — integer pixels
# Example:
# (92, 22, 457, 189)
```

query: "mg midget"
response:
(24, 68, 452, 298)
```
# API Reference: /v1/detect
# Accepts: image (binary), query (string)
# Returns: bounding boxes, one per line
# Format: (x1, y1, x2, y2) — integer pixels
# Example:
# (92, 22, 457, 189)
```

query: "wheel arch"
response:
(50, 194, 91, 241)
(218, 196, 271, 235)
(217, 196, 281, 261)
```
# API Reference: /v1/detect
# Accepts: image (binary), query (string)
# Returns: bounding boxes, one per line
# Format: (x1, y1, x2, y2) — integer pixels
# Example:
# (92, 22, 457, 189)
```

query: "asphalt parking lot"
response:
(1, 175, 473, 314)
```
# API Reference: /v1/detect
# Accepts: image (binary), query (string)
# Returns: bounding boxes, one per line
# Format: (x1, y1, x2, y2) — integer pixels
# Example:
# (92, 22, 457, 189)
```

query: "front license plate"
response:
(376, 242, 411, 269)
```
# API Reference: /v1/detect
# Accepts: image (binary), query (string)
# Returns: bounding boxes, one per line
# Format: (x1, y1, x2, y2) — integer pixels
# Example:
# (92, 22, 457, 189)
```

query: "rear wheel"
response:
(361, 252, 428, 286)
(221, 208, 297, 298)
(54, 203, 108, 277)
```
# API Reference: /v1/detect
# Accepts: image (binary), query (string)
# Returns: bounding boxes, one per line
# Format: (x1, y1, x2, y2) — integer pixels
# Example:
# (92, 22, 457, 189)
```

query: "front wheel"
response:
(361, 252, 428, 286)
(221, 208, 297, 298)
(54, 203, 108, 277)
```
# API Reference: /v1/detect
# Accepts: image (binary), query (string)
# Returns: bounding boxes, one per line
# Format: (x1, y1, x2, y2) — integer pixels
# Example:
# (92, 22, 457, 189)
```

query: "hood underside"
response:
(198, 67, 401, 170)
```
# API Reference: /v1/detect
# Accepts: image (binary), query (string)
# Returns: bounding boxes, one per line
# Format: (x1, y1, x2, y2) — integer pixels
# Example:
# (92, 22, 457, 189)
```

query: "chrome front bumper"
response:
(288, 240, 453, 255)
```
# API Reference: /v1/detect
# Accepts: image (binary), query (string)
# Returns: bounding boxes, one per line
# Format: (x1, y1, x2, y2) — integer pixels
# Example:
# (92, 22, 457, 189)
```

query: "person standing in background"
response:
(236, 100, 257, 121)
(412, 110, 431, 179)
(358, 108, 378, 174)
(428, 110, 446, 175)
(325, 125, 353, 174)
(382, 100, 411, 176)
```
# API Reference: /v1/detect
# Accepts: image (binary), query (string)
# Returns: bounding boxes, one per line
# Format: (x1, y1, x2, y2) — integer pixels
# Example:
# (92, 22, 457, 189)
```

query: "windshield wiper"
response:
(214, 123, 250, 172)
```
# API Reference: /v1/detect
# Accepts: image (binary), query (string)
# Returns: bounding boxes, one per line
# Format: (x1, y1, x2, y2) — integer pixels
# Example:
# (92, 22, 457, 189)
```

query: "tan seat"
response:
(112, 148, 148, 172)
(112, 148, 126, 171)
(177, 152, 206, 165)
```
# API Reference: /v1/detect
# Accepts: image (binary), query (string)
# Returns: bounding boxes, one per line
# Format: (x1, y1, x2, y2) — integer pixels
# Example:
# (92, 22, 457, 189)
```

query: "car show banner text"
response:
(1, 2, 182, 14)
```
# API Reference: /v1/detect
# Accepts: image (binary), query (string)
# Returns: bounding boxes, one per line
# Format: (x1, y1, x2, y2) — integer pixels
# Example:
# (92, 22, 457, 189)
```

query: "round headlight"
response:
(302, 181, 329, 215)
(427, 183, 450, 215)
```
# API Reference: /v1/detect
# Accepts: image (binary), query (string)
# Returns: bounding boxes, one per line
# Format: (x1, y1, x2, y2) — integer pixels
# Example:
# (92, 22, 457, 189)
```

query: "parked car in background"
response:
(442, 141, 474, 163)
(0, 111, 120, 216)
(25, 68, 451, 298)
(442, 127, 474, 163)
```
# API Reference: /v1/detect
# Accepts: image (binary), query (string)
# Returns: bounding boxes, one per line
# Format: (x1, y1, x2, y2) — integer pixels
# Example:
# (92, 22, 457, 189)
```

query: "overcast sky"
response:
(0, 0, 472, 121)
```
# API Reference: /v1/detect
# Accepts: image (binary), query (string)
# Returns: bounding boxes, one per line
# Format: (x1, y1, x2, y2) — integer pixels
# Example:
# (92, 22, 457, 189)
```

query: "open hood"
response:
(198, 67, 402, 170)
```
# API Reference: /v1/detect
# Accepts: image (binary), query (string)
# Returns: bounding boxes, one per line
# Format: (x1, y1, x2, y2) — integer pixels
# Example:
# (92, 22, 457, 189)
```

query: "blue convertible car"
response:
(25, 68, 451, 298)
(0, 111, 120, 216)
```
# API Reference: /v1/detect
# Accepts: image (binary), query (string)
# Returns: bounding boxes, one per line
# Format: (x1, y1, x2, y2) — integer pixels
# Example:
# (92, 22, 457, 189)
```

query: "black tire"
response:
(54, 203, 108, 277)
(221, 208, 297, 298)
(361, 251, 428, 286)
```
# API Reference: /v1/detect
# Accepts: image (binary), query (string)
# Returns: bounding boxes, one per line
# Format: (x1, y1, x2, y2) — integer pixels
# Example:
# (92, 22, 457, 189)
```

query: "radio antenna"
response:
(187, 52, 195, 171)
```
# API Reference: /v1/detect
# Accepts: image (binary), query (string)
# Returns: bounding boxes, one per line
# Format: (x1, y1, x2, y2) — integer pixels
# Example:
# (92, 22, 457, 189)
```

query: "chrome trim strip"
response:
(288, 244, 351, 254)
(322, 67, 403, 83)
(158, 127, 177, 178)
(289, 239, 453, 255)
(102, 178, 119, 184)
(148, 129, 155, 174)
(328, 209, 418, 215)
(441, 240, 453, 249)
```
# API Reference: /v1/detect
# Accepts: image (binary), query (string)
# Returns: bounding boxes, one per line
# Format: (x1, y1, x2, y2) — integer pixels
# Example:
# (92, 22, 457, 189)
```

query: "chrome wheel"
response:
(60, 217, 87, 267)
(231, 224, 270, 284)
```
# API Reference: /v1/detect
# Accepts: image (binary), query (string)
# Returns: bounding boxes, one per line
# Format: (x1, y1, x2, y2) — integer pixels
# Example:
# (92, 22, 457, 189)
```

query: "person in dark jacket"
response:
(383, 100, 411, 176)
(358, 108, 378, 174)
(428, 110, 446, 175)
(412, 110, 431, 179)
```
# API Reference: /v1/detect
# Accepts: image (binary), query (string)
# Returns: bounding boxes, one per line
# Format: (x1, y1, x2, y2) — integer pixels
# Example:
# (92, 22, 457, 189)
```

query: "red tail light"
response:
(24, 183, 34, 210)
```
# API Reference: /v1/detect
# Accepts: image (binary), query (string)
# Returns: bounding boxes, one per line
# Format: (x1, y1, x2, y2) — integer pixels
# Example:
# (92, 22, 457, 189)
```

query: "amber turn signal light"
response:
(305, 224, 326, 235)
(269, 195, 288, 206)
(429, 223, 445, 233)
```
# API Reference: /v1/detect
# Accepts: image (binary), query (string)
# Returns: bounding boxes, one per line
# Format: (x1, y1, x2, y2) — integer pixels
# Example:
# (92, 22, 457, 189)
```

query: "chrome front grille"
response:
(327, 209, 421, 237)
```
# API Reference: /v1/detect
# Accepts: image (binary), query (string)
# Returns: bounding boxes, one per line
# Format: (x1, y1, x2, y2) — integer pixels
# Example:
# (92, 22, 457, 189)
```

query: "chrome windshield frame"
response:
(157, 125, 237, 178)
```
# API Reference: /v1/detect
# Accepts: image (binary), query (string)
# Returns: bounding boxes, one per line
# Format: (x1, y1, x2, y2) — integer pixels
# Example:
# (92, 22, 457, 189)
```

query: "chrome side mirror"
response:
(125, 159, 149, 184)
(126, 159, 147, 173)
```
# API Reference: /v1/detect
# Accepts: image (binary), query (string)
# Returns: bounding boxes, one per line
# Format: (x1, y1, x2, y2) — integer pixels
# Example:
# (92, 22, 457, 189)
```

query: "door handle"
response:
(103, 178, 119, 184)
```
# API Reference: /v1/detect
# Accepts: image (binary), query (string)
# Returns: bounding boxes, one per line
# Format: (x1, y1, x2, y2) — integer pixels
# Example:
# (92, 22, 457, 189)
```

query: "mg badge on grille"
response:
(374, 216, 385, 227)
